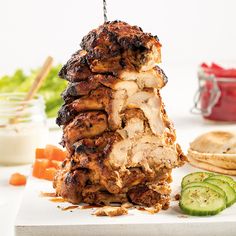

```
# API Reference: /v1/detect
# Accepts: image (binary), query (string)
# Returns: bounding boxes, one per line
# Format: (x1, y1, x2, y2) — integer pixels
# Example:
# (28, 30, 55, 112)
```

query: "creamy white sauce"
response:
(0, 123, 49, 165)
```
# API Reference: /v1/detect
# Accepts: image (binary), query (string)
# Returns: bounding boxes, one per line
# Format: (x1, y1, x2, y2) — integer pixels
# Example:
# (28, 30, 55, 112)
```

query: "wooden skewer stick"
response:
(9, 56, 53, 124)
(24, 56, 53, 101)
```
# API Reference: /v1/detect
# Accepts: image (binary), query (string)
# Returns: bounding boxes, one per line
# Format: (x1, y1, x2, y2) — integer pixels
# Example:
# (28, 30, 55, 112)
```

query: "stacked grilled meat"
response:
(53, 21, 186, 210)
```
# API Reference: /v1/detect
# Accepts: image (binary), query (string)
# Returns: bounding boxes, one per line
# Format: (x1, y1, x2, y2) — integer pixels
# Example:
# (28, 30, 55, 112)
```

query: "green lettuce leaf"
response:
(0, 65, 67, 118)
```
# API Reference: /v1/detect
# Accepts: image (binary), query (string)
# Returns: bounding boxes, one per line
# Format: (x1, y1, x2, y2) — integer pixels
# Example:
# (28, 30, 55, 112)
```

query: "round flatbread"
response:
(188, 155, 236, 176)
(188, 131, 236, 174)
(188, 148, 236, 170)
(190, 131, 236, 154)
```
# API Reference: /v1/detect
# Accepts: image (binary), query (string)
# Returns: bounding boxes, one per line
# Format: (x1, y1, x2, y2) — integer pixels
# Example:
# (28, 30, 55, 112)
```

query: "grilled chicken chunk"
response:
(54, 20, 186, 210)
(81, 21, 161, 73)
(127, 183, 170, 207)
(59, 50, 93, 82)
(54, 158, 173, 206)
(63, 111, 108, 150)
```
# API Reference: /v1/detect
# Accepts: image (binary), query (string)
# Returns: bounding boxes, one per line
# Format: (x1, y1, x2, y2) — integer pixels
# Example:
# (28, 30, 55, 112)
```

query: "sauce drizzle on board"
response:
(61, 206, 79, 211)
(49, 197, 66, 203)
(40, 192, 57, 198)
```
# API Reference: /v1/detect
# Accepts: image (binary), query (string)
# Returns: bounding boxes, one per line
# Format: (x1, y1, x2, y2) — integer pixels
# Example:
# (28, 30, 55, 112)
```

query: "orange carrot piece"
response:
(35, 148, 45, 159)
(43, 167, 57, 181)
(9, 173, 27, 186)
(45, 144, 67, 161)
(32, 159, 50, 179)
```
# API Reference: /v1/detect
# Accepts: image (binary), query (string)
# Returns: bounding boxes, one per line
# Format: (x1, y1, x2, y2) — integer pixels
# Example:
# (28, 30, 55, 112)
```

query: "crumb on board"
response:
(141, 203, 162, 214)
(121, 202, 133, 209)
(174, 193, 181, 201)
(93, 206, 128, 217)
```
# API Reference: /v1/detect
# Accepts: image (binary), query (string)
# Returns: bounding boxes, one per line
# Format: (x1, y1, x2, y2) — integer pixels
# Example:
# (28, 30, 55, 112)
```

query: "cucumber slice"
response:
(183, 182, 226, 199)
(205, 178, 236, 207)
(181, 172, 214, 188)
(207, 175, 236, 193)
(180, 186, 226, 216)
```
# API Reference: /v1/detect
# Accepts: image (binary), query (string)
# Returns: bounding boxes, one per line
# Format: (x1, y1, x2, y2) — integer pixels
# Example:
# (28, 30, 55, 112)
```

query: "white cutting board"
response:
(15, 164, 236, 236)
(14, 115, 236, 236)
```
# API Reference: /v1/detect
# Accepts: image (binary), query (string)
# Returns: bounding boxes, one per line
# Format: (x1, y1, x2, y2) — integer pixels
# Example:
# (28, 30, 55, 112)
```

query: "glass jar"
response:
(0, 93, 49, 165)
(191, 64, 236, 122)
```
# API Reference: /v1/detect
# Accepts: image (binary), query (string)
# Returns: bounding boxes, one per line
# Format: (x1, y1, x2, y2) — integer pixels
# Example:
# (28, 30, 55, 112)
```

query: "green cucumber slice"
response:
(180, 186, 226, 216)
(207, 175, 236, 193)
(205, 178, 236, 207)
(183, 182, 226, 199)
(181, 172, 214, 188)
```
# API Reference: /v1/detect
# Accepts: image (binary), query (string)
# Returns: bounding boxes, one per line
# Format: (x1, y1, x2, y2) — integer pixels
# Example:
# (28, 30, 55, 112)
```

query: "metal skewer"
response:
(103, 0, 108, 22)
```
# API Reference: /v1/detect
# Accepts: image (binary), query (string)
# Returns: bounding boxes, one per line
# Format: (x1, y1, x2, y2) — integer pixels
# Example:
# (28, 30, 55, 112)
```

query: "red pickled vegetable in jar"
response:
(192, 63, 236, 122)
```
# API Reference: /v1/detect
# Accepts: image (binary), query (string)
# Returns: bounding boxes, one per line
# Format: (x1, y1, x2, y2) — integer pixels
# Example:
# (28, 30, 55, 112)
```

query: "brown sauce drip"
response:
(50, 197, 66, 203)
(40, 192, 57, 197)
(61, 205, 79, 211)
(137, 207, 146, 211)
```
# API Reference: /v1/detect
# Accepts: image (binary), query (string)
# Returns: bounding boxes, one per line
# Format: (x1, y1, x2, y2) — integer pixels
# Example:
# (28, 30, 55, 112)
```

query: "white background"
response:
(1, 0, 236, 116)
(1, 0, 236, 73)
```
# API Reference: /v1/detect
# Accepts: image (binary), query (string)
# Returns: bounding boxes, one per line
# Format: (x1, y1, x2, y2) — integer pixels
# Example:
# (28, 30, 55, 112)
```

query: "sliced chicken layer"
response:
(126, 90, 165, 135)
(62, 67, 167, 101)
(59, 85, 174, 143)
(119, 66, 167, 89)
(109, 134, 183, 173)
(63, 111, 108, 150)
(108, 108, 183, 171)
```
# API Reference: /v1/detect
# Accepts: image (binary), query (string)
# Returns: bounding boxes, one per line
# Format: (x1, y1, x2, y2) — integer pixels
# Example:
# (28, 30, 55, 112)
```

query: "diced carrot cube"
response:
(32, 159, 50, 179)
(45, 144, 67, 161)
(33, 145, 66, 181)
(9, 173, 27, 186)
(35, 148, 45, 159)
(43, 167, 57, 181)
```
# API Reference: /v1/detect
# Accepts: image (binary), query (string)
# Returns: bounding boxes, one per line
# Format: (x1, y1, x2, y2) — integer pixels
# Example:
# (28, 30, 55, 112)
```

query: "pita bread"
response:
(188, 131, 236, 174)
(188, 149, 236, 169)
(190, 131, 236, 154)
(188, 155, 236, 176)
